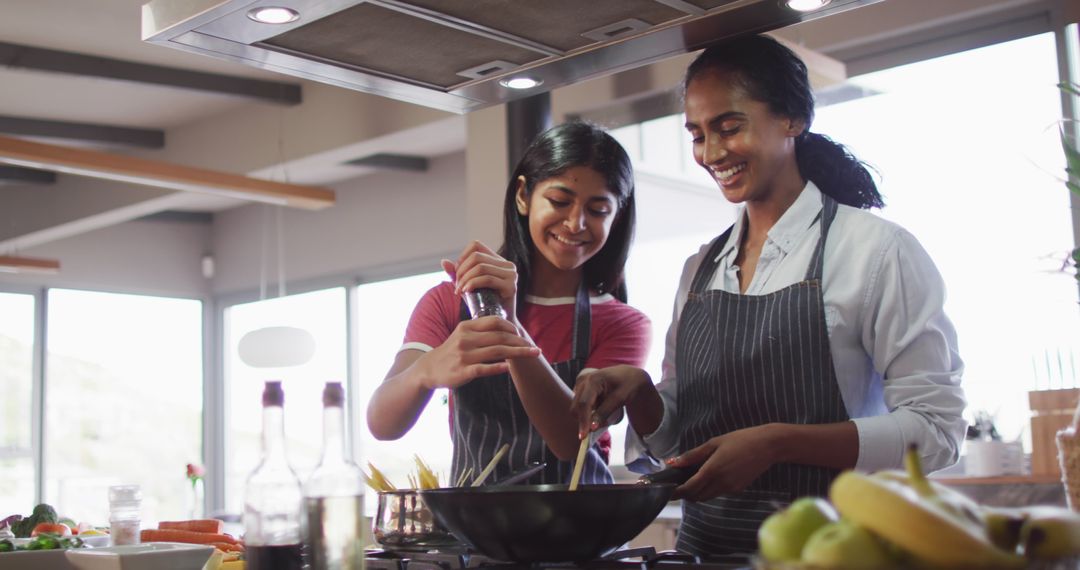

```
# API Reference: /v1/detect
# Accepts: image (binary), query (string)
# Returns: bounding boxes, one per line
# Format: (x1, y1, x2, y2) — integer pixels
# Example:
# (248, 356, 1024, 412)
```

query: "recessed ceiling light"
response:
(247, 6, 300, 24)
(500, 76, 543, 90)
(785, 0, 831, 12)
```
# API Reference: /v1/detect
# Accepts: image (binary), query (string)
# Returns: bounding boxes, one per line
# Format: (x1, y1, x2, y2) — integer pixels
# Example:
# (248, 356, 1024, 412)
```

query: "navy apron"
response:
(450, 284, 613, 486)
(674, 194, 849, 556)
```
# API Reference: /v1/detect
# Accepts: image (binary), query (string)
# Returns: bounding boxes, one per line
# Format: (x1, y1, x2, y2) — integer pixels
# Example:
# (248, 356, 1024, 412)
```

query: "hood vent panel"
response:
(144, 0, 882, 114)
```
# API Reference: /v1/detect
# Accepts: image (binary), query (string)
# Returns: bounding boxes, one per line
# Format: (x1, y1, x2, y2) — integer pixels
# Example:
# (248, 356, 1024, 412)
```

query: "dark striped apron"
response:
(450, 284, 613, 486)
(675, 194, 849, 557)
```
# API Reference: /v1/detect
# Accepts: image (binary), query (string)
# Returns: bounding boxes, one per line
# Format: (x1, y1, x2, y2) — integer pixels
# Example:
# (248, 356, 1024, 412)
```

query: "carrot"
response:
(140, 528, 238, 545)
(158, 519, 224, 534)
(210, 541, 245, 553)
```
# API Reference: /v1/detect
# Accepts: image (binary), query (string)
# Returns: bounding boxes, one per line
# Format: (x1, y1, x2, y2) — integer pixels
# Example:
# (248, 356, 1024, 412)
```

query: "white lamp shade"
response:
(238, 326, 316, 368)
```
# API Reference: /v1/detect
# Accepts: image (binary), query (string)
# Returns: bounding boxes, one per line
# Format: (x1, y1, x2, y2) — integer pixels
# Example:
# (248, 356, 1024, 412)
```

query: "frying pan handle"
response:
(636, 466, 698, 485)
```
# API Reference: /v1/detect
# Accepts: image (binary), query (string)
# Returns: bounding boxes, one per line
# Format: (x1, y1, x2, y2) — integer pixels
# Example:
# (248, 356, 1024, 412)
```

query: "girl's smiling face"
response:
(684, 68, 804, 205)
(516, 165, 619, 276)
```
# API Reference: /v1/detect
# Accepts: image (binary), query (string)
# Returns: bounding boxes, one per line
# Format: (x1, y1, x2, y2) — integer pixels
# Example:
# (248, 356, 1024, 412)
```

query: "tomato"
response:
(30, 522, 71, 537)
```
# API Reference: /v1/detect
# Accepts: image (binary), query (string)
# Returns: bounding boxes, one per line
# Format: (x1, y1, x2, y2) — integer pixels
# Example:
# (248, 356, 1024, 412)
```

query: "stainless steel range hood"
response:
(143, 0, 880, 114)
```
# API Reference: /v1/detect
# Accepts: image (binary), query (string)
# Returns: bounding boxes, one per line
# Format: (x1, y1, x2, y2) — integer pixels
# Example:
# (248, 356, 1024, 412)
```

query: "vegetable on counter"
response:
(158, 519, 224, 534)
(140, 528, 239, 545)
(0, 533, 85, 553)
(31, 522, 72, 537)
(9, 504, 58, 538)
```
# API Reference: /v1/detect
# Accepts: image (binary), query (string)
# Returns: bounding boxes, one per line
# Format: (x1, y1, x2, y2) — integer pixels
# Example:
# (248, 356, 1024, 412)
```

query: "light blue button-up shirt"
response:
(628, 182, 967, 474)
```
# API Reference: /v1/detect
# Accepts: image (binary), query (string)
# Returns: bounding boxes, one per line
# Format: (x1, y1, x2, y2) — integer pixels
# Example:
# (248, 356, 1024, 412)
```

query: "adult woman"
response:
(571, 34, 966, 556)
(368, 121, 650, 486)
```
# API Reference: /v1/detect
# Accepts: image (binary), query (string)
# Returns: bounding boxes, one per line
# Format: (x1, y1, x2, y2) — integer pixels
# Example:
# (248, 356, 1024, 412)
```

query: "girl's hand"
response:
(442, 241, 519, 322)
(666, 425, 779, 501)
(571, 365, 651, 439)
(417, 316, 540, 390)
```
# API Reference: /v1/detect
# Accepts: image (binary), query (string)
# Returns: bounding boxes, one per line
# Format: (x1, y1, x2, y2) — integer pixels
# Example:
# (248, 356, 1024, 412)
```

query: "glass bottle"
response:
(304, 382, 365, 570)
(244, 381, 304, 570)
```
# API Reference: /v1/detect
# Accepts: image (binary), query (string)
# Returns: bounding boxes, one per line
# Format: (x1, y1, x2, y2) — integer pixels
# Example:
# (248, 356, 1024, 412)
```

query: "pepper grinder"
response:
(465, 288, 506, 319)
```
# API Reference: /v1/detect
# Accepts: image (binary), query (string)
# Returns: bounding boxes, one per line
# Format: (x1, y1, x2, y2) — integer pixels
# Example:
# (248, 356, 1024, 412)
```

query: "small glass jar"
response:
(108, 484, 142, 546)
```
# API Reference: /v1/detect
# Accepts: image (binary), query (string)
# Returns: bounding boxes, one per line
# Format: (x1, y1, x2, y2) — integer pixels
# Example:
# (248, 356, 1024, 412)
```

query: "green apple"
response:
(758, 497, 838, 562)
(801, 520, 896, 569)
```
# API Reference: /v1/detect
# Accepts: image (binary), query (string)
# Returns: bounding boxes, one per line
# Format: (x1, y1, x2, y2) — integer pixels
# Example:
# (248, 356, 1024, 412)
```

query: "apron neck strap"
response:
(805, 193, 839, 282)
(570, 281, 591, 361)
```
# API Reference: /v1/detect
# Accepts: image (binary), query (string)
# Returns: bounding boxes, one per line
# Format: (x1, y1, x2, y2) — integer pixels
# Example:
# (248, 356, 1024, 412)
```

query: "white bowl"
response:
(0, 549, 74, 570)
(65, 542, 214, 570)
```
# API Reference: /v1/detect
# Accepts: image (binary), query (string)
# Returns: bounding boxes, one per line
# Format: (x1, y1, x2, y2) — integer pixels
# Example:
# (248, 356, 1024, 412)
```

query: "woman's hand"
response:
(571, 365, 654, 439)
(417, 316, 540, 390)
(666, 424, 781, 501)
(443, 240, 520, 322)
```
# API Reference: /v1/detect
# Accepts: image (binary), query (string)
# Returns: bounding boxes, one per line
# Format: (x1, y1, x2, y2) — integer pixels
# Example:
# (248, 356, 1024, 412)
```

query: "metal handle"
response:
(636, 466, 698, 486)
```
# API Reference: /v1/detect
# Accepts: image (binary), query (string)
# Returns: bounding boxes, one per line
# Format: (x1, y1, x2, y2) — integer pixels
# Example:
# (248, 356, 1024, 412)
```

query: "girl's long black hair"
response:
(684, 34, 884, 209)
(500, 121, 637, 305)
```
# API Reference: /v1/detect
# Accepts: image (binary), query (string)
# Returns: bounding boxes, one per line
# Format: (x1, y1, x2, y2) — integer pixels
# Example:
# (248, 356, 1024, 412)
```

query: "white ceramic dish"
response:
(0, 548, 75, 570)
(65, 542, 214, 570)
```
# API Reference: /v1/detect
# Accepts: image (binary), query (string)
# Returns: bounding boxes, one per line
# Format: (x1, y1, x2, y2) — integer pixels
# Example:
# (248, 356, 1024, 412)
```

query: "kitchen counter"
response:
(933, 474, 1067, 507)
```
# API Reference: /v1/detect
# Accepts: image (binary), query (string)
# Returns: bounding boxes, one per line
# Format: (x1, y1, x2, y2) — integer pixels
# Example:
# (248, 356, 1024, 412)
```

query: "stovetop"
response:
(365, 546, 753, 570)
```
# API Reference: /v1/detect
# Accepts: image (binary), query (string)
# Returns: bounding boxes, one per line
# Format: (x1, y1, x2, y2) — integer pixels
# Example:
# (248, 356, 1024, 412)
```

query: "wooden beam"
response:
(0, 135, 335, 210)
(0, 115, 165, 149)
(0, 255, 60, 274)
(0, 41, 301, 105)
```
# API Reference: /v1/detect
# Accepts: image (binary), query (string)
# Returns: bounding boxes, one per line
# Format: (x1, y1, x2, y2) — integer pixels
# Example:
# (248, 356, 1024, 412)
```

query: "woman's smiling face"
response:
(684, 68, 804, 205)
(516, 165, 619, 274)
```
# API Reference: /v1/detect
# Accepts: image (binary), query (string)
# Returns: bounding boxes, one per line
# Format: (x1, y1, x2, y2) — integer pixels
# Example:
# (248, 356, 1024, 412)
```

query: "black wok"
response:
(419, 483, 676, 562)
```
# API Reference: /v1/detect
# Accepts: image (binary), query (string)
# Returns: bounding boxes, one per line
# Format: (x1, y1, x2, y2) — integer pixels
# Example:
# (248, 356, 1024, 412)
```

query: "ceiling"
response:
(0, 0, 1055, 259)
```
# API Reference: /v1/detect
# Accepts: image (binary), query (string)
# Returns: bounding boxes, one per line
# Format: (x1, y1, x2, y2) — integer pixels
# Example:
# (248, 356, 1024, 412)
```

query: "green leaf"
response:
(1060, 82, 1080, 97)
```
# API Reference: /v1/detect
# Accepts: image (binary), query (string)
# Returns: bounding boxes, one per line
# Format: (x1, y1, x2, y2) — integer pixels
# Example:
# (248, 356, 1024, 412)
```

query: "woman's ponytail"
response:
(795, 132, 883, 209)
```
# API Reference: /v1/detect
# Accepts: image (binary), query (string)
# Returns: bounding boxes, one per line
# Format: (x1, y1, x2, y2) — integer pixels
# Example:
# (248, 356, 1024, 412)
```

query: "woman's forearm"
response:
(766, 421, 859, 470)
(506, 327, 580, 460)
(366, 350, 435, 440)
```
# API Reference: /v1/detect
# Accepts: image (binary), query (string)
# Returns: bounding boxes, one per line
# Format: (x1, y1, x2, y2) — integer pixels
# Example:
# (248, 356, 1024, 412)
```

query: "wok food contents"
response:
(303, 382, 365, 570)
(244, 381, 304, 570)
(758, 445, 1080, 568)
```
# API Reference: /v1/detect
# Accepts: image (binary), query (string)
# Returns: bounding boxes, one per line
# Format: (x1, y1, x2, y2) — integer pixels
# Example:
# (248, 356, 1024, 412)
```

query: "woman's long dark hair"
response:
(683, 34, 883, 209)
(500, 121, 636, 304)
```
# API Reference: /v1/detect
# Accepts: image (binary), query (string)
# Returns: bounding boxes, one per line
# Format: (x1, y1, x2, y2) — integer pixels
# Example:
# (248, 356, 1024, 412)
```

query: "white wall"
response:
(0, 218, 212, 298)
(210, 151, 468, 295)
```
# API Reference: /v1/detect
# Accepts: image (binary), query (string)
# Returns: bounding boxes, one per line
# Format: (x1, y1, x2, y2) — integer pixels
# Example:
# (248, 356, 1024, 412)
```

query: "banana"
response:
(1019, 506, 1080, 559)
(829, 446, 1025, 569)
(830, 471, 1023, 568)
(982, 507, 1026, 552)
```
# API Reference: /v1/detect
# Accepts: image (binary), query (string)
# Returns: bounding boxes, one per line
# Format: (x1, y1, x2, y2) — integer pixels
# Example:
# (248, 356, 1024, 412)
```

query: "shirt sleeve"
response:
(625, 245, 708, 472)
(400, 281, 459, 353)
(851, 228, 968, 473)
(584, 303, 652, 370)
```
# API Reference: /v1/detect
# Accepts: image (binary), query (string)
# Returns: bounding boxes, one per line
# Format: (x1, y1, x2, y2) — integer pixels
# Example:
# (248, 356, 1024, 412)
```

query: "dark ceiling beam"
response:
(0, 41, 301, 105)
(0, 165, 56, 185)
(0, 115, 164, 149)
(345, 153, 430, 172)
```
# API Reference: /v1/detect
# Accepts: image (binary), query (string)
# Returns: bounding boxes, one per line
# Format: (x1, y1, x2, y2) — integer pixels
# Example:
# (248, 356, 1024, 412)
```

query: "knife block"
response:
(1029, 388, 1079, 476)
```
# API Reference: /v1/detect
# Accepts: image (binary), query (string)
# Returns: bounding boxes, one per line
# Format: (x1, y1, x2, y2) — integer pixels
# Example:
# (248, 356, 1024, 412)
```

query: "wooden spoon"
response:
(568, 435, 590, 491)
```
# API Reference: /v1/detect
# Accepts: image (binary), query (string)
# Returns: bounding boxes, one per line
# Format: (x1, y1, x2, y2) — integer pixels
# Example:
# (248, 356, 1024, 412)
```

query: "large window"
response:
(223, 288, 348, 514)
(0, 291, 36, 513)
(812, 32, 1080, 444)
(611, 31, 1080, 460)
(45, 289, 203, 525)
(353, 271, 447, 510)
